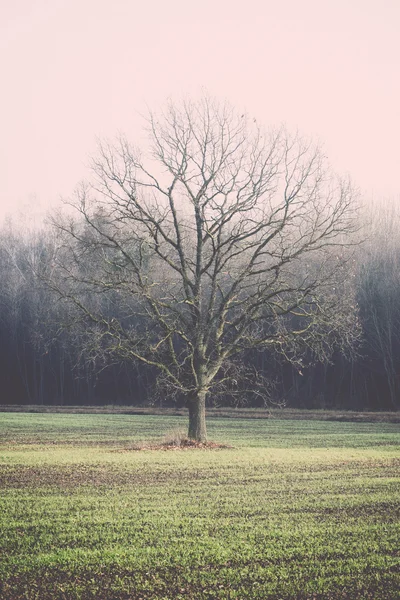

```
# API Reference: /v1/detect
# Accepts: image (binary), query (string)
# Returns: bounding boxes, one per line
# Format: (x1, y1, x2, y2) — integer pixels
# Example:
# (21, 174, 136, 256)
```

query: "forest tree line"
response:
(0, 199, 399, 412)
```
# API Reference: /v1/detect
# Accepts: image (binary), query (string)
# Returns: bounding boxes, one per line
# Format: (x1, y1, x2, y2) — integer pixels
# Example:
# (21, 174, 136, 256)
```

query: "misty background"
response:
(1, 0, 400, 410)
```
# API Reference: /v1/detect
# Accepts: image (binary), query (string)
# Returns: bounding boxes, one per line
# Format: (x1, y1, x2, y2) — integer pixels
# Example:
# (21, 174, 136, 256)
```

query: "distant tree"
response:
(0, 221, 55, 403)
(357, 202, 400, 410)
(50, 97, 359, 440)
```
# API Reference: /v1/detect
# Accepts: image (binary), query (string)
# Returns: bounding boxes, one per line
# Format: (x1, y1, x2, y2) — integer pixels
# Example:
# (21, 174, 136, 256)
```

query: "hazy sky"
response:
(1, 0, 399, 222)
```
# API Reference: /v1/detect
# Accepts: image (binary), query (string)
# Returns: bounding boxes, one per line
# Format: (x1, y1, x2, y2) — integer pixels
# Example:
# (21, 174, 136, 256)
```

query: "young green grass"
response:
(0, 412, 399, 599)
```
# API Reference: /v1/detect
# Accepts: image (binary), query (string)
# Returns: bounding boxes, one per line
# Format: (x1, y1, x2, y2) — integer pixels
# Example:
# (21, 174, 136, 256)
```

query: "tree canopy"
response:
(50, 97, 359, 440)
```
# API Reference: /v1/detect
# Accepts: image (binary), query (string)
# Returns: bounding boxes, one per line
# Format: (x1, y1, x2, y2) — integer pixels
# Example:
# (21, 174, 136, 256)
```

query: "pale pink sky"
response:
(1, 0, 399, 221)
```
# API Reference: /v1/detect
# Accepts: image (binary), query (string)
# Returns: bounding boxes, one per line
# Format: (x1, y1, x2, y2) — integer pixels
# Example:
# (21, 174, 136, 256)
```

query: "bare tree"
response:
(50, 97, 359, 441)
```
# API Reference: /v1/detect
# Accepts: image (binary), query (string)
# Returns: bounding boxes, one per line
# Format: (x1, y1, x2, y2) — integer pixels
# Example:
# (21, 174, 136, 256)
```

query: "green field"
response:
(0, 412, 399, 599)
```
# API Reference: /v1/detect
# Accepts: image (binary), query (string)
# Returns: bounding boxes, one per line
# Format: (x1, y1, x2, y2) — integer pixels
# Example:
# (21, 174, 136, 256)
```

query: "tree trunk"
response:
(188, 391, 207, 442)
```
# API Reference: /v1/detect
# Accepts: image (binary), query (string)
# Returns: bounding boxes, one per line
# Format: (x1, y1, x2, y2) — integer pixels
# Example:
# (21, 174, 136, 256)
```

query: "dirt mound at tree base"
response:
(118, 438, 233, 451)
(162, 438, 232, 450)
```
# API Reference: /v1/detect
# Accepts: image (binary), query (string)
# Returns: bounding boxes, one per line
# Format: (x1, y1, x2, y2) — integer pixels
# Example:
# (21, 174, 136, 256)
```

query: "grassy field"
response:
(0, 412, 399, 599)
(2, 405, 400, 423)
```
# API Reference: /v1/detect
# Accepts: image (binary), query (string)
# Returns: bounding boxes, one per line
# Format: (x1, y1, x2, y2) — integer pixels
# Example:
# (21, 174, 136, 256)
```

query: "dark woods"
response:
(0, 203, 399, 412)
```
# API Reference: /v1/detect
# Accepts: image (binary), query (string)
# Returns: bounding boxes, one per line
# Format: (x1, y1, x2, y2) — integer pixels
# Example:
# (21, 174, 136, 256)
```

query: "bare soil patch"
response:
(0, 463, 219, 488)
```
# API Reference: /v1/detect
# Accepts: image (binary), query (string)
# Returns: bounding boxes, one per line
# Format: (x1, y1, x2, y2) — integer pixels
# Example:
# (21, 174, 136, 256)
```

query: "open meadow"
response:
(0, 411, 399, 599)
